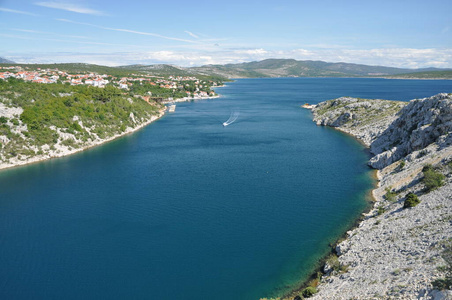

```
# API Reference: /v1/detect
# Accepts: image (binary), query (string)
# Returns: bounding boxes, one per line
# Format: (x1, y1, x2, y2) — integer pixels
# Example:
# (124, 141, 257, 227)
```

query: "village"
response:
(0, 65, 220, 100)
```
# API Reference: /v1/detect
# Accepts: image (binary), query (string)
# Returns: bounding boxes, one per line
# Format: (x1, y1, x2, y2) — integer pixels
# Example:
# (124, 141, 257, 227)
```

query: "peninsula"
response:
(0, 65, 223, 170)
(292, 94, 452, 299)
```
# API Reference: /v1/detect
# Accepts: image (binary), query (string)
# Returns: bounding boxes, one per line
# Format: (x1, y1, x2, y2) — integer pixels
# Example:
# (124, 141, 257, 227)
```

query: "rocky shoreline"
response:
(0, 109, 166, 171)
(300, 94, 452, 299)
(0, 94, 223, 172)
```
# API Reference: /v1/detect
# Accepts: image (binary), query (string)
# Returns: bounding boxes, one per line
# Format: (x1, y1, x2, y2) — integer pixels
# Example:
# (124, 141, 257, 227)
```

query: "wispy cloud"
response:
(0, 7, 39, 16)
(185, 31, 199, 39)
(12, 28, 90, 39)
(34, 1, 105, 15)
(57, 18, 200, 44)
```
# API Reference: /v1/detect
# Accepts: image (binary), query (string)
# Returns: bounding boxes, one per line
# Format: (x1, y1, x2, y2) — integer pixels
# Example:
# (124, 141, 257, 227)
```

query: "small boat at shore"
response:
(168, 104, 176, 112)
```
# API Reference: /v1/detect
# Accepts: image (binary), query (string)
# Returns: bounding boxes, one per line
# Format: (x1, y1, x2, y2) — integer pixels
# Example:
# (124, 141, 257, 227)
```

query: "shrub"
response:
(417, 150, 428, 158)
(432, 278, 452, 290)
(377, 206, 385, 215)
(384, 188, 397, 202)
(423, 165, 445, 192)
(399, 160, 405, 170)
(403, 193, 420, 208)
(301, 286, 317, 298)
(0, 116, 8, 123)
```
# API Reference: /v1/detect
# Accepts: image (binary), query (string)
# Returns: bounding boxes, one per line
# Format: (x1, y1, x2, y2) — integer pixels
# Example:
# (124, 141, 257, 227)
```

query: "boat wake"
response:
(223, 110, 240, 126)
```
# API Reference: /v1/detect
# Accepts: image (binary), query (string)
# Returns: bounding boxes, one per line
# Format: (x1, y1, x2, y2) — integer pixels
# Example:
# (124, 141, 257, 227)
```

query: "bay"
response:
(0, 78, 450, 299)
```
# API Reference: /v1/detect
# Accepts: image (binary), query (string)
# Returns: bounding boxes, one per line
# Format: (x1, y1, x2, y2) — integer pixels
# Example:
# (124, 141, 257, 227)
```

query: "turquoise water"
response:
(0, 78, 450, 299)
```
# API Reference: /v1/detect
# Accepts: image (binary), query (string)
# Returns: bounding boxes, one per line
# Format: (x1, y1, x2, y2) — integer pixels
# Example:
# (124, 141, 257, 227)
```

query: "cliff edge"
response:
(304, 94, 452, 299)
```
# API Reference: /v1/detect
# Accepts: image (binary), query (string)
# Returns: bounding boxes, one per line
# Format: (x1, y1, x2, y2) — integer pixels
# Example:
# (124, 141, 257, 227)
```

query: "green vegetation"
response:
(432, 241, 452, 290)
(422, 164, 445, 192)
(189, 58, 444, 78)
(399, 160, 405, 170)
(403, 193, 420, 208)
(387, 70, 452, 79)
(301, 286, 317, 298)
(0, 78, 162, 161)
(313, 98, 407, 129)
(326, 254, 349, 274)
(377, 206, 385, 215)
(0, 63, 148, 77)
(384, 188, 397, 202)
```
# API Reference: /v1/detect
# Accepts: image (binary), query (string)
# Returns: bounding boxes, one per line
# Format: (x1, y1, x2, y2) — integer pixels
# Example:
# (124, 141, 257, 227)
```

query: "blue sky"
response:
(0, 0, 451, 68)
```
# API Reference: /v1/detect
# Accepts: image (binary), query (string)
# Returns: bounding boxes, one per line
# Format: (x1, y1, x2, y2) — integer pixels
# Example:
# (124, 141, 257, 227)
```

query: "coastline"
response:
(293, 95, 452, 299)
(0, 94, 222, 172)
(280, 157, 379, 300)
(0, 110, 165, 171)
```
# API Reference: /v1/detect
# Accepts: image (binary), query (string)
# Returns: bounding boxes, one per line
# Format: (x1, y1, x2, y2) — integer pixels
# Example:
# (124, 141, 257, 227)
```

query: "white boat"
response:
(168, 105, 176, 112)
(222, 110, 239, 126)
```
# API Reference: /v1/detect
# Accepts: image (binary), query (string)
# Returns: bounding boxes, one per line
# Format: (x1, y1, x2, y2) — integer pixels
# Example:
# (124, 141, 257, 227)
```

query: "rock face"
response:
(307, 93, 452, 300)
(312, 97, 407, 147)
(370, 93, 452, 169)
(311, 93, 452, 169)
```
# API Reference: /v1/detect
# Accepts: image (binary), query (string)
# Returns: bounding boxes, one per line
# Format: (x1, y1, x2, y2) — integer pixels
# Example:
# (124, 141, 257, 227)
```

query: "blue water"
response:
(0, 78, 450, 299)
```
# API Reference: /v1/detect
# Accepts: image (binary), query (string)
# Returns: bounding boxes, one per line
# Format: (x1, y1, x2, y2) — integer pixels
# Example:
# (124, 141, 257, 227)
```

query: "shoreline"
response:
(0, 93, 223, 172)
(280, 135, 380, 299)
(0, 110, 165, 172)
(296, 94, 452, 299)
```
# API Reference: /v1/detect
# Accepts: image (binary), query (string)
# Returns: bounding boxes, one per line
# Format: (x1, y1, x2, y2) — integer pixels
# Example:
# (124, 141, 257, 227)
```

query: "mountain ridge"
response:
(2, 58, 451, 79)
(0, 57, 15, 64)
(189, 59, 450, 78)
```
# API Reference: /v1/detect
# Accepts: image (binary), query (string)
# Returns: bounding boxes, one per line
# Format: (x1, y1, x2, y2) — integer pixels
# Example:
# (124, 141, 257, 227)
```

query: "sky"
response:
(0, 0, 451, 68)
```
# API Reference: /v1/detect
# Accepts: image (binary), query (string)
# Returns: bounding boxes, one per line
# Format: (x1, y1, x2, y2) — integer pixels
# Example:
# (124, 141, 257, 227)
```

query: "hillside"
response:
(387, 70, 452, 79)
(0, 79, 163, 170)
(293, 94, 452, 299)
(3, 59, 449, 79)
(0, 57, 15, 64)
(0, 62, 149, 77)
(120, 64, 228, 81)
(189, 59, 448, 78)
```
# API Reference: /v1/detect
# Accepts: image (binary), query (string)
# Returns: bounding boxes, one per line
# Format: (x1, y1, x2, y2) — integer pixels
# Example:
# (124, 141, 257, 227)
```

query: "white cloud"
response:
(6, 48, 452, 69)
(185, 31, 199, 39)
(35, 1, 105, 15)
(0, 7, 39, 16)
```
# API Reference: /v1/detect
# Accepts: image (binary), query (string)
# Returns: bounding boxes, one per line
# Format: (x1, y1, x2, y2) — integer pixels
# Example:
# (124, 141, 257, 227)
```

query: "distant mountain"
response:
(120, 64, 226, 81)
(119, 64, 196, 77)
(0, 57, 15, 64)
(3, 59, 451, 79)
(386, 70, 452, 79)
(188, 59, 450, 78)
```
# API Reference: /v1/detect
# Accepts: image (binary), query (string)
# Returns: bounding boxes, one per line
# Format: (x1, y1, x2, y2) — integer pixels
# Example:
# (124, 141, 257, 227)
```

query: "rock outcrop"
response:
(312, 97, 407, 147)
(370, 93, 452, 169)
(304, 93, 452, 300)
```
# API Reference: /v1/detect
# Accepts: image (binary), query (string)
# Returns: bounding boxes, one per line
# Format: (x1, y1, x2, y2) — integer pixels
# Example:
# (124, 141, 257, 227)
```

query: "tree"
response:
(403, 193, 420, 208)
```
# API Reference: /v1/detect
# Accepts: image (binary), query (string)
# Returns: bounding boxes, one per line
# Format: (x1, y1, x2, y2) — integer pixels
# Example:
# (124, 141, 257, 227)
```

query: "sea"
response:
(0, 78, 450, 299)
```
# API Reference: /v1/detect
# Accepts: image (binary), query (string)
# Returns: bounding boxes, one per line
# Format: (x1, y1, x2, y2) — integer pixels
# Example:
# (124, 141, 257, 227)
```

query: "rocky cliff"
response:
(303, 93, 452, 299)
